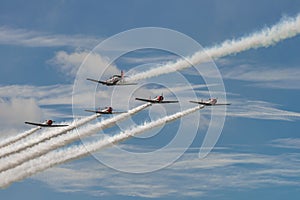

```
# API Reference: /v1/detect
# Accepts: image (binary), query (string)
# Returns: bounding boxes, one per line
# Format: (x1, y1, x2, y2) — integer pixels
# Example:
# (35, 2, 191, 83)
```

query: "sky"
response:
(0, 0, 300, 199)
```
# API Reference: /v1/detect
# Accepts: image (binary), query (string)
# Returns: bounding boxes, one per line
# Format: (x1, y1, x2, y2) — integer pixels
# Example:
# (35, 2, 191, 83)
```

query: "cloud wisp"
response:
(220, 63, 300, 89)
(226, 100, 300, 121)
(269, 138, 300, 149)
(0, 26, 101, 48)
(31, 147, 300, 198)
(0, 98, 43, 135)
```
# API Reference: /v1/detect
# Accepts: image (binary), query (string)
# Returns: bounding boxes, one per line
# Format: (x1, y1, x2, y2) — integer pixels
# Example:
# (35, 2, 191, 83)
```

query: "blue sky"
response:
(0, 0, 300, 199)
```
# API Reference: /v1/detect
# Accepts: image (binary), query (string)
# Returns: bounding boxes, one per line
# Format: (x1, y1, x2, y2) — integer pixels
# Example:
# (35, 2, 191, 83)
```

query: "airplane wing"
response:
(49, 124, 69, 127)
(189, 101, 231, 106)
(86, 78, 109, 85)
(85, 109, 101, 113)
(25, 122, 45, 126)
(85, 109, 125, 115)
(160, 100, 179, 104)
(135, 98, 157, 103)
(189, 100, 211, 105)
(25, 122, 68, 127)
(116, 82, 138, 86)
(135, 98, 178, 104)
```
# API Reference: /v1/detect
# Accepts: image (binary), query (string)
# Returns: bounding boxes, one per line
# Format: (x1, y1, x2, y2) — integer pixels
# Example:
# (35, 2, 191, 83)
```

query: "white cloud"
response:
(0, 26, 101, 48)
(49, 51, 87, 78)
(0, 98, 43, 138)
(220, 62, 300, 89)
(0, 83, 91, 110)
(269, 138, 300, 149)
(0, 85, 75, 133)
(32, 147, 300, 198)
(49, 50, 120, 79)
(223, 65, 300, 82)
(226, 100, 300, 121)
(0, 84, 73, 105)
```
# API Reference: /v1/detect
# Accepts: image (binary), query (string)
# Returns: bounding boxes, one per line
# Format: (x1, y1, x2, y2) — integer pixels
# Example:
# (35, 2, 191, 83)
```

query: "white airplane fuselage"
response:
(205, 98, 217, 105)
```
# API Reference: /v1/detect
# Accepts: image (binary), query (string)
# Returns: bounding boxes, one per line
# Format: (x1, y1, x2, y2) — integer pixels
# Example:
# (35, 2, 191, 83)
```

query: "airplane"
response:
(25, 120, 69, 127)
(135, 93, 179, 104)
(85, 106, 126, 114)
(86, 70, 137, 86)
(189, 98, 231, 106)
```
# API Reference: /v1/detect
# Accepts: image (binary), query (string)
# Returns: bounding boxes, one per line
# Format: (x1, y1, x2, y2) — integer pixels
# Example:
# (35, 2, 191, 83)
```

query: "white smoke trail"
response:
(0, 127, 40, 149)
(0, 114, 98, 158)
(0, 103, 151, 172)
(127, 14, 300, 82)
(0, 105, 203, 188)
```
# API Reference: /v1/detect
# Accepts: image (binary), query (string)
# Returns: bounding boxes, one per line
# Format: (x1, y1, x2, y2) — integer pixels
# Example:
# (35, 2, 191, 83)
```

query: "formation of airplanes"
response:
(24, 71, 230, 128)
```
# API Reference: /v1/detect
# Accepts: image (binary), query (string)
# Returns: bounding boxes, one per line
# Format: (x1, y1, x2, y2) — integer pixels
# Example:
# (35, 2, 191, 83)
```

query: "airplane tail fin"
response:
(121, 70, 124, 79)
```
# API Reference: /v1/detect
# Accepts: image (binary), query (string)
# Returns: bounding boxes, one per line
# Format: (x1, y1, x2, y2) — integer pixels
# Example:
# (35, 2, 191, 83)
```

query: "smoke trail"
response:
(0, 127, 40, 149)
(0, 114, 98, 158)
(0, 103, 151, 172)
(127, 14, 300, 82)
(0, 105, 203, 188)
